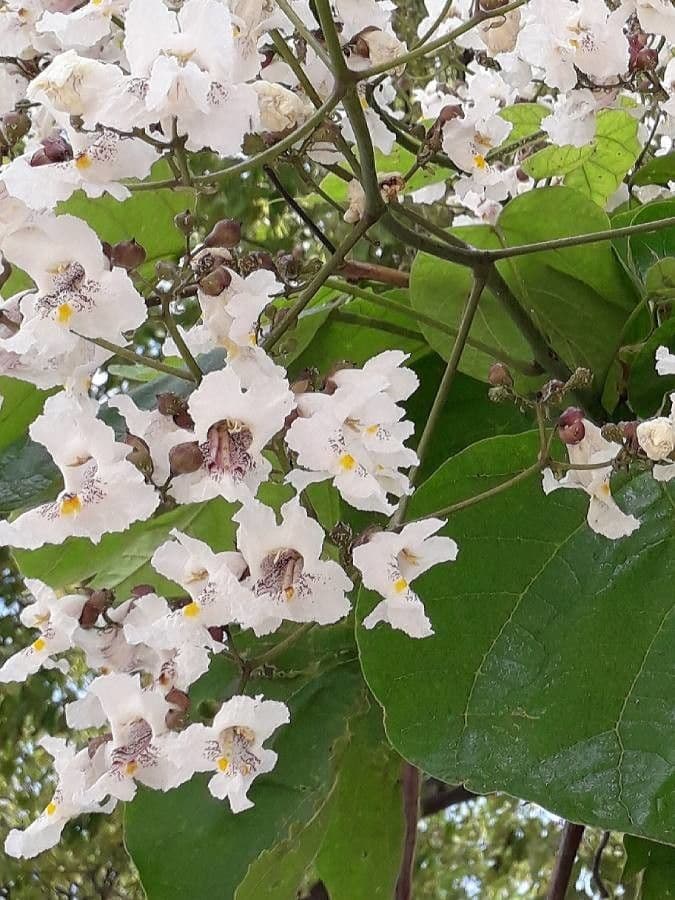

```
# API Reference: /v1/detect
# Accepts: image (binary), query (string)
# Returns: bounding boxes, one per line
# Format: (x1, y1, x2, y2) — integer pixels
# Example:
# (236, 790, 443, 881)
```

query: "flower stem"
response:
(160, 295, 203, 384)
(71, 331, 196, 382)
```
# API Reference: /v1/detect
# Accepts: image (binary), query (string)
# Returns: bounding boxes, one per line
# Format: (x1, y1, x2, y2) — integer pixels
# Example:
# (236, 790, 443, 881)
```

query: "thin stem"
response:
(412, 460, 542, 522)
(337, 259, 409, 288)
(263, 216, 374, 351)
(391, 266, 490, 526)
(313, 0, 350, 82)
(332, 309, 421, 339)
(71, 331, 196, 382)
(547, 823, 585, 900)
(274, 0, 332, 69)
(355, 0, 529, 80)
(413, 0, 455, 49)
(324, 278, 542, 374)
(591, 832, 611, 899)
(487, 215, 675, 261)
(160, 295, 203, 384)
(265, 164, 336, 251)
(163, 93, 343, 188)
(253, 622, 315, 667)
(395, 763, 421, 900)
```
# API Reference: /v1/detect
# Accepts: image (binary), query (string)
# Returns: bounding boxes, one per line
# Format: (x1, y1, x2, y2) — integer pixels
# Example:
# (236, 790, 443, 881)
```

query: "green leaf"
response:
(623, 836, 675, 899)
(315, 704, 404, 900)
(409, 225, 537, 385)
(125, 662, 365, 900)
(632, 151, 675, 188)
(646, 259, 675, 302)
(358, 431, 675, 842)
(612, 199, 675, 283)
(628, 316, 675, 417)
(499, 103, 547, 142)
(0, 437, 59, 516)
(496, 187, 642, 379)
(57, 161, 194, 267)
(522, 110, 640, 206)
(0, 377, 50, 452)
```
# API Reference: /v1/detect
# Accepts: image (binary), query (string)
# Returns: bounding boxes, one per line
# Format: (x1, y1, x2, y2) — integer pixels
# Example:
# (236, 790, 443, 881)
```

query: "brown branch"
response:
(338, 259, 410, 288)
(547, 822, 585, 900)
(591, 831, 610, 899)
(396, 763, 421, 900)
(421, 779, 477, 816)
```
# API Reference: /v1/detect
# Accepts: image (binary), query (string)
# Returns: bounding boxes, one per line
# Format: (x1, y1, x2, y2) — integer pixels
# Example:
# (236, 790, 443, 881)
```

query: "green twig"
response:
(71, 331, 196, 382)
(160, 295, 203, 384)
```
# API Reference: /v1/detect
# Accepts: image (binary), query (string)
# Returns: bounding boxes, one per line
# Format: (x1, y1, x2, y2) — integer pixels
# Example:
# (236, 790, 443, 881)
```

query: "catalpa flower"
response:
(353, 519, 458, 638)
(3, 129, 159, 210)
(234, 498, 352, 636)
(656, 345, 675, 376)
(85, 673, 181, 802)
(0, 391, 159, 548)
(170, 366, 294, 504)
(4, 736, 116, 860)
(173, 694, 289, 812)
(0, 212, 146, 361)
(37, 0, 129, 49)
(637, 396, 675, 483)
(442, 96, 512, 178)
(0, 579, 86, 683)
(108, 394, 194, 486)
(634, 0, 675, 43)
(542, 420, 640, 540)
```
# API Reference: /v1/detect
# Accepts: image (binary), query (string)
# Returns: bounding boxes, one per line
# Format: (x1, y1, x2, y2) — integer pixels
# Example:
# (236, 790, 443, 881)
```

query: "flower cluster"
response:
(0, 0, 673, 867)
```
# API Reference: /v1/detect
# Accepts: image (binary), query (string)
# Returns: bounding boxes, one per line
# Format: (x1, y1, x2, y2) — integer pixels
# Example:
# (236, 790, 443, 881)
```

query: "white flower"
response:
(26, 50, 121, 128)
(542, 419, 640, 539)
(344, 178, 366, 224)
(664, 58, 675, 119)
(0, 579, 86, 683)
(172, 694, 289, 812)
(3, 130, 159, 210)
(108, 394, 193, 486)
(229, 0, 289, 80)
(656, 345, 675, 376)
(353, 519, 458, 638)
(635, 0, 675, 43)
(85, 673, 181, 802)
(637, 416, 675, 461)
(516, 0, 629, 92)
(37, 0, 128, 49)
(1, 213, 146, 361)
(0, 391, 159, 548)
(170, 366, 294, 504)
(4, 736, 115, 860)
(253, 81, 313, 134)
(442, 97, 512, 177)
(233, 498, 352, 635)
(541, 89, 599, 147)
(346, 28, 406, 75)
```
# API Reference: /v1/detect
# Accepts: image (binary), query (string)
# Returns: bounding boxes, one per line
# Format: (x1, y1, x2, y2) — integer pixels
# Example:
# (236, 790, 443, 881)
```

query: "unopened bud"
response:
(165, 687, 190, 712)
(487, 362, 513, 388)
(112, 238, 146, 271)
(480, 0, 509, 8)
(538, 379, 566, 404)
(600, 423, 624, 444)
(630, 47, 658, 72)
(487, 385, 511, 403)
(155, 259, 180, 281)
(125, 433, 154, 478)
(208, 625, 225, 643)
(199, 265, 232, 296)
(558, 407, 586, 445)
(130, 583, 155, 598)
(31, 135, 73, 166)
(619, 420, 639, 452)
(157, 392, 187, 417)
(438, 104, 463, 124)
(165, 708, 187, 731)
(204, 218, 241, 248)
(79, 601, 102, 628)
(174, 209, 194, 233)
(0, 110, 30, 146)
(169, 441, 203, 475)
(564, 367, 593, 391)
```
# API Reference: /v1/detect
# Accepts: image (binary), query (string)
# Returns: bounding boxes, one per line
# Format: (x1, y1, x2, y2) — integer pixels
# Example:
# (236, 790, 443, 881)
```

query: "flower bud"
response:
(157, 392, 186, 417)
(558, 407, 585, 445)
(30, 135, 73, 166)
(538, 379, 565, 404)
(487, 362, 513, 388)
(130, 583, 155, 598)
(165, 708, 187, 731)
(636, 417, 675, 461)
(480, 0, 509, 9)
(488, 386, 511, 403)
(111, 238, 146, 271)
(630, 47, 658, 73)
(564, 367, 593, 391)
(0, 110, 30, 147)
(169, 441, 203, 475)
(199, 265, 232, 296)
(619, 420, 639, 453)
(208, 625, 225, 643)
(165, 687, 190, 711)
(174, 209, 194, 233)
(125, 433, 154, 478)
(204, 219, 241, 248)
(438, 104, 464, 124)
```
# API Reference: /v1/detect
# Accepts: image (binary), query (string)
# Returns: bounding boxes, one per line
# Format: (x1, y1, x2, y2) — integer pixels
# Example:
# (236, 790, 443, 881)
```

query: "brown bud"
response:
(165, 687, 190, 712)
(619, 420, 640, 453)
(630, 47, 658, 73)
(558, 407, 586, 445)
(248, 251, 275, 271)
(125, 433, 154, 478)
(173, 409, 195, 430)
(165, 708, 187, 731)
(204, 218, 241, 248)
(208, 625, 225, 643)
(538, 379, 566, 404)
(79, 601, 102, 629)
(155, 259, 180, 281)
(601, 423, 624, 444)
(169, 441, 203, 475)
(173, 209, 194, 233)
(199, 265, 232, 296)
(324, 361, 355, 395)
(30, 135, 73, 166)
(111, 239, 146, 271)
(515, 167, 530, 183)
(157, 392, 187, 417)
(88, 588, 115, 610)
(480, 0, 509, 9)
(438, 104, 464, 124)
(130, 583, 155, 598)
(1, 110, 30, 146)
(487, 362, 513, 388)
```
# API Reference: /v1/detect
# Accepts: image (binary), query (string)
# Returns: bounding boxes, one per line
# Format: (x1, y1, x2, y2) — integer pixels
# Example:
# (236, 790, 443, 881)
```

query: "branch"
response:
(264, 164, 336, 251)
(161, 295, 203, 384)
(390, 264, 490, 526)
(72, 331, 196, 382)
(332, 308, 421, 339)
(591, 831, 611, 899)
(337, 259, 410, 288)
(421, 780, 476, 817)
(547, 822, 585, 900)
(395, 763, 421, 900)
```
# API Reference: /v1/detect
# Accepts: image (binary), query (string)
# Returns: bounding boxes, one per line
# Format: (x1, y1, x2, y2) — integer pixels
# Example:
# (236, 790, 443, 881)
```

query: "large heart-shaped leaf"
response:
(358, 431, 675, 842)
